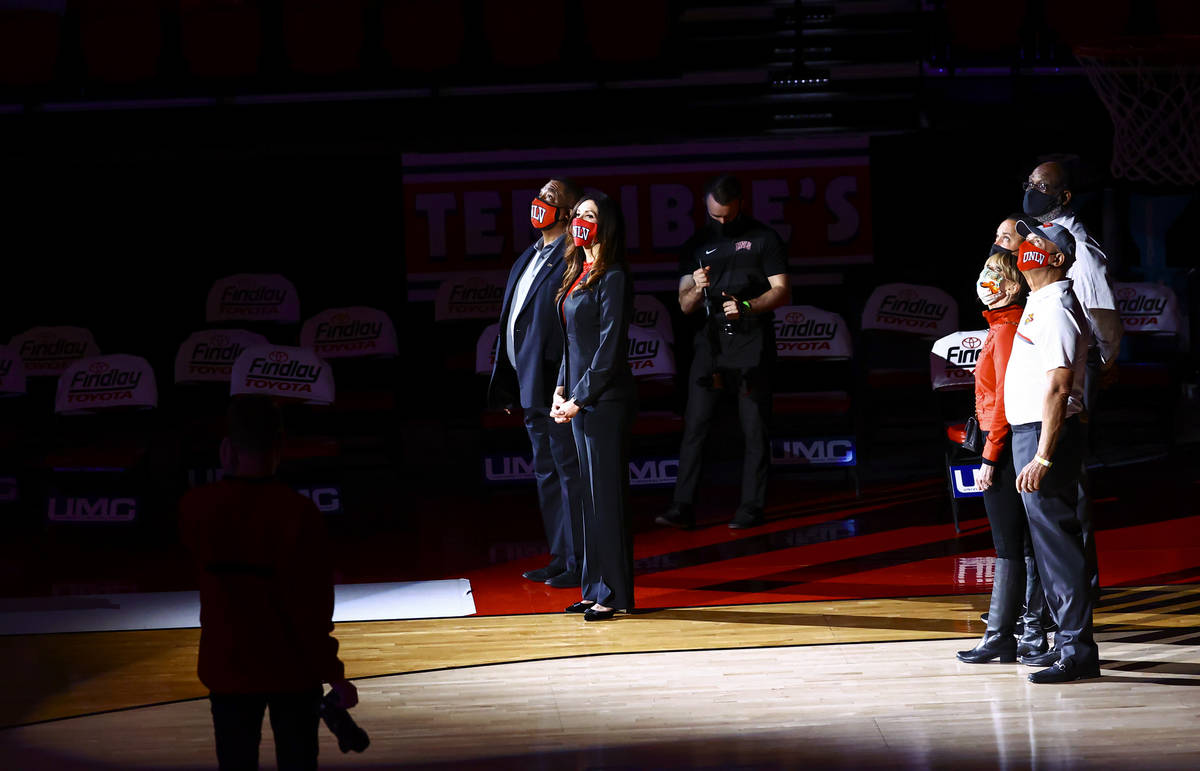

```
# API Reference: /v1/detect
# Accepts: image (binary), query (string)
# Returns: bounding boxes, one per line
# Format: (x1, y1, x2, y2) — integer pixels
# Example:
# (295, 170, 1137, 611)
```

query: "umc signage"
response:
(771, 437, 856, 466)
(483, 455, 679, 487)
(950, 463, 984, 498)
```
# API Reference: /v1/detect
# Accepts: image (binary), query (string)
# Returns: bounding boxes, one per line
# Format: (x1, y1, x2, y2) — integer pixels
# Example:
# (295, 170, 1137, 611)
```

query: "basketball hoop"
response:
(1075, 35, 1200, 188)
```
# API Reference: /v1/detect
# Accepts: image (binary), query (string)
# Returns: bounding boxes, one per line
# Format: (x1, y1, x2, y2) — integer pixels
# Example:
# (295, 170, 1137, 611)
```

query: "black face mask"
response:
(709, 214, 742, 238)
(989, 243, 1012, 258)
(1023, 188, 1064, 217)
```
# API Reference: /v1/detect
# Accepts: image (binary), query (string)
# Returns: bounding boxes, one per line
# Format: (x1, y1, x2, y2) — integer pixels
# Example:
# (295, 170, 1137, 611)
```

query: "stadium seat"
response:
(76, 0, 164, 85)
(1096, 282, 1184, 452)
(281, 0, 364, 76)
(380, 0, 465, 74)
(942, 0, 1027, 63)
(931, 328, 989, 532)
(771, 305, 860, 495)
(586, 0, 671, 65)
(42, 354, 165, 537)
(178, 0, 263, 79)
(857, 283, 959, 457)
(0, 8, 62, 88)
(481, 0, 565, 70)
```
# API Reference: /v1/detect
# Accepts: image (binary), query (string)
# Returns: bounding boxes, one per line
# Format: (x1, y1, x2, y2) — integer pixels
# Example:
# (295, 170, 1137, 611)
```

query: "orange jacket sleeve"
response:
(981, 323, 1017, 465)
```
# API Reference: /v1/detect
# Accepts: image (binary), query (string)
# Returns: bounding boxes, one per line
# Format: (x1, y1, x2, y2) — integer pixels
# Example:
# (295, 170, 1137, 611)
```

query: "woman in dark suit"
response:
(550, 192, 636, 621)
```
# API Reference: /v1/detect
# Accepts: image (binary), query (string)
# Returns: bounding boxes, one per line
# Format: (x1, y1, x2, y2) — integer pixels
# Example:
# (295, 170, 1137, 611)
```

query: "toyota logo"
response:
(333, 314, 350, 324)
(89, 361, 110, 373)
(268, 351, 288, 363)
(899, 288, 918, 300)
(1116, 287, 1136, 300)
(961, 336, 982, 349)
(786, 312, 806, 323)
(212, 335, 229, 346)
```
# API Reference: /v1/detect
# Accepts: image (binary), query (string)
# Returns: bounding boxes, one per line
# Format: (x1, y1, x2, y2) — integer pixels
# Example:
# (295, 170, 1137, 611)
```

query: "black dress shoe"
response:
(565, 601, 594, 613)
(545, 569, 581, 588)
(956, 632, 1017, 664)
(1028, 659, 1100, 684)
(728, 507, 765, 529)
(655, 503, 694, 530)
(583, 607, 616, 621)
(1018, 649, 1061, 667)
(523, 564, 564, 583)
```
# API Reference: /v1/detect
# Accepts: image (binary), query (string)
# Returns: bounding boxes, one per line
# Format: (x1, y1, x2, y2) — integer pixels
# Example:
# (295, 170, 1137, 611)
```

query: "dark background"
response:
(1, 0, 1196, 516)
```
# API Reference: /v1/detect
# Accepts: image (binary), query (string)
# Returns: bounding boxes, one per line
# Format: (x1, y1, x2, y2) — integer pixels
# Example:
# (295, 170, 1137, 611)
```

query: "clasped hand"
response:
(551, 391, 579, 423)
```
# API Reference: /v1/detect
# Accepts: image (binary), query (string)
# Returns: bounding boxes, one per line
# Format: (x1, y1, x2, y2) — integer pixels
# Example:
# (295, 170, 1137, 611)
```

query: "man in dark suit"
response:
(488, 178, 585, 588)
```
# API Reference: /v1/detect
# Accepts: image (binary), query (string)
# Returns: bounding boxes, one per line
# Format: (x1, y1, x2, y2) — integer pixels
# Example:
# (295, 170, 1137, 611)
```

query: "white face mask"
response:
(976, 267, 1005, 306)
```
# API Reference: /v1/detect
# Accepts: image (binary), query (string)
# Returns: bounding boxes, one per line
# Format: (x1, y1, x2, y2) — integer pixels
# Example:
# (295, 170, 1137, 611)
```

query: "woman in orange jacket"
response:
(957, 247, 1050, 663)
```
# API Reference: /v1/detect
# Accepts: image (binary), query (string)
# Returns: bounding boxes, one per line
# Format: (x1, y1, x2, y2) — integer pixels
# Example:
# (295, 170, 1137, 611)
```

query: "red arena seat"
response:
(76, 0, 163, 85)
(380, 0, 465, 73)
(482, 0, 565, 70)
(0, 8, 62, 88)
(281, 0, 364, 76)
(178, 0, 263, 79)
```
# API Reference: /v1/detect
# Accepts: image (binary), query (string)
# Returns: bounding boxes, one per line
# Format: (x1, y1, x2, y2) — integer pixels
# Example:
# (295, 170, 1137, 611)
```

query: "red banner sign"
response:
(402, 137, 872, 300)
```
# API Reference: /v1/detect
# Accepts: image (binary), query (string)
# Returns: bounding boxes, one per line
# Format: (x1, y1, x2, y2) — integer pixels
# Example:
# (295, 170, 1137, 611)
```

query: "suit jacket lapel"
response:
(501, 242, 539, 323)
(514, 237, 565, 321)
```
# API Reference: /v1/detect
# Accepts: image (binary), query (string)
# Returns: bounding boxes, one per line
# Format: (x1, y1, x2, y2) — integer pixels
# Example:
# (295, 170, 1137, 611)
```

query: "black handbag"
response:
(961, 416, 984, 454)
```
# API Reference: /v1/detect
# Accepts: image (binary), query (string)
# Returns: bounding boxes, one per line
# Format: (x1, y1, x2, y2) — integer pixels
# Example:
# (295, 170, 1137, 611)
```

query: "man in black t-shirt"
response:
(656, 175, 791, 530)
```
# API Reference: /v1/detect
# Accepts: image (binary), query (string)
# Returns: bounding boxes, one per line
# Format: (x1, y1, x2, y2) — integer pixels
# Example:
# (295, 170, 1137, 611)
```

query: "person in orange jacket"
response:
(956, 246, 1050, 664)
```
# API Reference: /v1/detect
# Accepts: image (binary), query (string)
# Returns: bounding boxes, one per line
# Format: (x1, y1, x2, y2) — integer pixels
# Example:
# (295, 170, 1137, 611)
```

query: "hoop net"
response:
(1075, 36, 1200, 188)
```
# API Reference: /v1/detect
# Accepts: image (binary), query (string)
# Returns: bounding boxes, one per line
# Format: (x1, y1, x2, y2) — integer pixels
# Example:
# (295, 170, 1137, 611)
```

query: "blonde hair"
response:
(985, 251, 1028, 303)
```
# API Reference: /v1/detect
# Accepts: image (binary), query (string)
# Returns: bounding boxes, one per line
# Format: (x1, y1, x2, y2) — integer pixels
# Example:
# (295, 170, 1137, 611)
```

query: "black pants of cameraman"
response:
(673, 357, 772, 514)
(210, 687, 321, 770)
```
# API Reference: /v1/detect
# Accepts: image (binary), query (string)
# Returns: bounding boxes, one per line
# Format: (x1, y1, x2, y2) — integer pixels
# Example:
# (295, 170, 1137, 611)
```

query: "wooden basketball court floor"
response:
(2, 586, 1199, 769)
(2, 456, 1199, 769)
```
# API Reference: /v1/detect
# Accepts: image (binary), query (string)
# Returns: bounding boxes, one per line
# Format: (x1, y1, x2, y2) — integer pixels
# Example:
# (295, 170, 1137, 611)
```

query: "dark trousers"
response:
(524, 407, 584, 572)
(571, 398, 635, 609)
(210, 688, 322, 771)
(1079, 348, 1102, 598)
(673, 360, 772, 512)
(1012, 418, 1098, 667)
(982, 441, 1029, 560)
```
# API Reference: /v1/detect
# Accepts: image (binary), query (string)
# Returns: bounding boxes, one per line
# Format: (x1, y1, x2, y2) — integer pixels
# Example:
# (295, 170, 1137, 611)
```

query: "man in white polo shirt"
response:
(1004, 219, 1099, 683)
(1022, 160, 1123, 400)
(1022, 160, 1119, 616)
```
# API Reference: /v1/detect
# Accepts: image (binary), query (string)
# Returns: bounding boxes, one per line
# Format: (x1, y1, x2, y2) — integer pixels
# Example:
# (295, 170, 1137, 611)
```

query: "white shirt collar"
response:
(1028, 278, 1071, 302)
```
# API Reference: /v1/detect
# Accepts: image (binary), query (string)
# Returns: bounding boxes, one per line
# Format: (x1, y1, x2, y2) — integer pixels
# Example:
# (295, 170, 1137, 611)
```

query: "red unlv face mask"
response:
(530, 197, 560, 230)
(1018, 240, 1053, 272)
(571, 217, 597, 247)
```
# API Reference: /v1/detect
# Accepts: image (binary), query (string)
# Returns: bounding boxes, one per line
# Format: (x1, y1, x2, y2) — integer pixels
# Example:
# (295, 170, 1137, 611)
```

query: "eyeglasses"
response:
(1022, 179, 1053, 193)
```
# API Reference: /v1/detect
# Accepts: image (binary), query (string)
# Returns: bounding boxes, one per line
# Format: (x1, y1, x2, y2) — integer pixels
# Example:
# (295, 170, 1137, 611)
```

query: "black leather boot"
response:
(957, 557, 1023, 663)
(1017, 556, 1050, 658)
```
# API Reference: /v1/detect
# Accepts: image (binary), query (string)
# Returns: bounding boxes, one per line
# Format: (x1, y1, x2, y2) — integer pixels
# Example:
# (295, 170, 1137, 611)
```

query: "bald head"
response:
(1029, 162, 1070, 196)
(1024, 161, 1073, 223)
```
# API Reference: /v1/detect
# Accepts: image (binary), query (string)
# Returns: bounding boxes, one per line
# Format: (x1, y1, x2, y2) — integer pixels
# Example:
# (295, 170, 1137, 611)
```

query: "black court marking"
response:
(693, 531, 995, 594)
(633, 490, 951, 579)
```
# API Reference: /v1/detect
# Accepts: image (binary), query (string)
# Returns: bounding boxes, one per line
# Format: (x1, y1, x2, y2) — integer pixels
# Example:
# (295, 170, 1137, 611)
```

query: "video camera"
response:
(320, 689, 370, 754)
